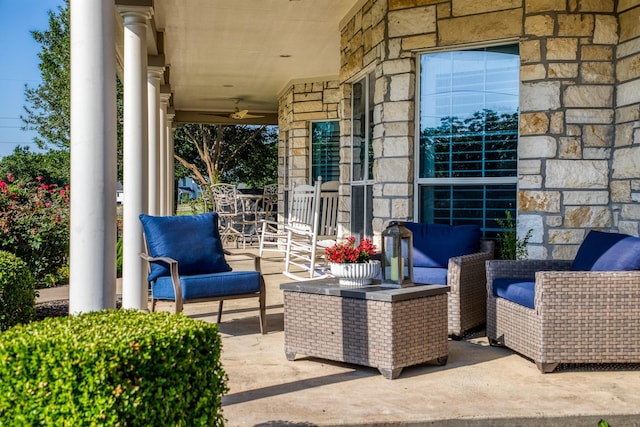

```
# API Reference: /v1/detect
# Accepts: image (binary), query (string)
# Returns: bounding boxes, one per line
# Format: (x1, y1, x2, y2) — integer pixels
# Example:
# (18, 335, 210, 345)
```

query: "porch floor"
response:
(38, 249, 640, 427)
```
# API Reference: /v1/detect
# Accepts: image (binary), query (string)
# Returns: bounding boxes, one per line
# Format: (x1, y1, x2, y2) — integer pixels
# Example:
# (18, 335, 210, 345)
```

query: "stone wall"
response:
(332, 0, 640, 258)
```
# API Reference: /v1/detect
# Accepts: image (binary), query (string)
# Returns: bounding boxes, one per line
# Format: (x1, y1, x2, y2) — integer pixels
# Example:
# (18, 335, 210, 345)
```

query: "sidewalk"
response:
(37, 253, 640, 426)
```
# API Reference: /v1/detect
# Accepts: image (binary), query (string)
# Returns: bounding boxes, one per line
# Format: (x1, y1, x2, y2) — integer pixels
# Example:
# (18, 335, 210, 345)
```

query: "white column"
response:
(159, 91, 170, 215)
(69, 0, 117, 313)
(166, 110, 176, 214)
(147, 66, 163, 216)
(119, 6, 152, 310)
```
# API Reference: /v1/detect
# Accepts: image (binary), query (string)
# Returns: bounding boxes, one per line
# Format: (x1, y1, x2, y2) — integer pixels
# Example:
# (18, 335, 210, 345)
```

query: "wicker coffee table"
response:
(280, 279, 449, 379)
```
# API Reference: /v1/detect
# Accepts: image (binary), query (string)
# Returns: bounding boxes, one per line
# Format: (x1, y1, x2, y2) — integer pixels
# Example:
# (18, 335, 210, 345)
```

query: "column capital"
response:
(116, 2, 153, 22)
(148, 66, 164, 80)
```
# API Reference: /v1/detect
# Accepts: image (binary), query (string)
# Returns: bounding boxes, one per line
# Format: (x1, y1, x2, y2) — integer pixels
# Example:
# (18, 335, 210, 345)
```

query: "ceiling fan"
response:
(225, 99, 264, 120)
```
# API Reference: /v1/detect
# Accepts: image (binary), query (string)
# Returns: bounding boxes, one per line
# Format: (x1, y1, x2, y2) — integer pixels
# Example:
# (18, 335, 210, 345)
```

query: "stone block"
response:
(294, 92, 322, 102)
(565, 109, 613, 124)
(518, 190, 560, 212)
(382, 122, 412, 137)
(564, 190, 609, 205)
(615, 123, 634, 147)
(519, 159, 542, 174)
(389, 0, 441, 10)
(373, 197, 391, 219)
(383, 136, 411, 156)
(546, 160, 609, 189)
(521, 81, 561, 111)
(402, 34, 437, 50)
(616, 53, 640, 83)
(546, 38, 579, 60)
(552, 244, 580, 260)
(564, 85, 613, 108)
(583, 148, 610, 159)
(620, 5, 640, 42)
(520, 112, 549, 134)
(377, 158, 411, 181)
(388, 7, 436, 38)
(518, 135, 557, 158)
(558, 14, 594, 37)
(549, 229, 586, 244)
(548, 62, 579, 78)
(389, 74, 414, 101)
(520, 39, 541, 62)
(618, 220, 639, 236)
(617, 37, 640, 59)
(525, 0, 566, 12)
(383, 183, 411, 197)
(593, 15, 619, 44)
(584, 125, 612, 147)
(524, 15, 554, 36)
(452, 0, 522, 16)
(565, 206, 612, 228)
(383, 58, 413, 75)
(323, 88, 342, 104)
(519, 175, 543, 189)
(392, 198, 410, 218)
(580, 62, 614, 83)
(622, 204, 640, 220)
(559, 137, 582, 159)
(521, 64, 547, 81)
(438, 9, 522, 45)
(383, 101, 413, 122)
(581, 45, 613, 61)
(517, 214, 543, 244)
(611, 180, 632, 203)
(613, 146, 640, 179)
(550, 112, 565, 134)
(527, 245, 548, 260)
(546, 215, 563, 227)
(579, 0, 615, 12)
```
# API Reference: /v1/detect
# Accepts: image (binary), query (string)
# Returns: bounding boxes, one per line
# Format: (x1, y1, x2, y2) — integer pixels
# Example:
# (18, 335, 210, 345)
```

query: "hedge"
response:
(0, 310, 228, 426)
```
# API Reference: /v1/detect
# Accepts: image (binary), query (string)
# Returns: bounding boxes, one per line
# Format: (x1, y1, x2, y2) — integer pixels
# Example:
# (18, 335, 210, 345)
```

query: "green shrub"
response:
(0, 250, 35, 331)
(0, 310, 228, 426)
(495, 210, 533, 260)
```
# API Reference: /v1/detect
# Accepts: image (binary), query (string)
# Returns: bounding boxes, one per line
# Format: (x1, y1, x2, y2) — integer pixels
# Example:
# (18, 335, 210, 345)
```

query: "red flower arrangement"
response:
(324, 236, 376, 264)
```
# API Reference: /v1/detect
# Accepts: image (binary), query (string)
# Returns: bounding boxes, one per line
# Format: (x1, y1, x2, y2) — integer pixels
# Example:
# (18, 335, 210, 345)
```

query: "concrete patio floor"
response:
(38, 249, 640, 426)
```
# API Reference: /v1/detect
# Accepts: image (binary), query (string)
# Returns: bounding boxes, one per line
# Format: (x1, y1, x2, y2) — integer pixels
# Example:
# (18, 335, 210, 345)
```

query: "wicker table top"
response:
(280, 278, 449, 303)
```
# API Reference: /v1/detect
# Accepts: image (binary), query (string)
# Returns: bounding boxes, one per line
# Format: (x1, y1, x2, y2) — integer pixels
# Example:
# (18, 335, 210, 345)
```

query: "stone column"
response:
(118, 4, 152, 310)
(147, 65, 163, 216)
(69, 0, 117, 313)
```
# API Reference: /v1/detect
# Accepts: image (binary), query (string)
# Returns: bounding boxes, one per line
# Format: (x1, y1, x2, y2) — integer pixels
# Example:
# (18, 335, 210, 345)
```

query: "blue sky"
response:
(0, 0, 64, 158)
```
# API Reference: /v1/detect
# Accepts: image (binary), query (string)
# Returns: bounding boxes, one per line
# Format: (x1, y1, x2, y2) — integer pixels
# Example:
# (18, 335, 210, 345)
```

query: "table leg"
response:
(285, 351, 296, 361)
(378, 367, 403, 380)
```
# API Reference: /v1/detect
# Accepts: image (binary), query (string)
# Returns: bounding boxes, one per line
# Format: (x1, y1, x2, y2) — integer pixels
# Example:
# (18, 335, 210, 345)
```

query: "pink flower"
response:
(35, 175, 43, 181)
(6, 173, 14, 183)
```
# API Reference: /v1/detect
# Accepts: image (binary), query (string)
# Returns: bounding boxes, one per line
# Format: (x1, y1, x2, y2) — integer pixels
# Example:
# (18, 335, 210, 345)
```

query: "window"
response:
(310, 120, 340, 184)
(351, 72, 375, 239)
(417, 45, 519, 238)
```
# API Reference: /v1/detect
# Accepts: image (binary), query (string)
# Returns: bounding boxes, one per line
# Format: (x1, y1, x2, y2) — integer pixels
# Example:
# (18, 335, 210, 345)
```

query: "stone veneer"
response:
(279, 0, 640, 260)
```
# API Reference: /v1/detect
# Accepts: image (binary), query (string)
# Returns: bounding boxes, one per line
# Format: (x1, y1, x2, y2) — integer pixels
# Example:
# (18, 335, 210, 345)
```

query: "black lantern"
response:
(381, 221, 413, 288)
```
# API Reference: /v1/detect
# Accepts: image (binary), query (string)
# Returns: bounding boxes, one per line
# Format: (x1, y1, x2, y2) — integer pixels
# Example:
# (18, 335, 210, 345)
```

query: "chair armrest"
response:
(486, 259, 572, 294)
(448, 249, 494, 294)
(534, 270, 640, 323)
(139, 252, 183, 311)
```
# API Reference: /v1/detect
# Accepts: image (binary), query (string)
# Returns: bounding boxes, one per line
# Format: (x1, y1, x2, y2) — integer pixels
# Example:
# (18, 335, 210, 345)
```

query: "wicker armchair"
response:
(487, 259, 640, 373)
(447, 240, 495, 337)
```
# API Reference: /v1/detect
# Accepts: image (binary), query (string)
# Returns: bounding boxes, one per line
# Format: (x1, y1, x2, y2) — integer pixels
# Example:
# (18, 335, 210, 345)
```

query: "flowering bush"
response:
(0, 175, 70, 288)
(324, 236, 376, 264)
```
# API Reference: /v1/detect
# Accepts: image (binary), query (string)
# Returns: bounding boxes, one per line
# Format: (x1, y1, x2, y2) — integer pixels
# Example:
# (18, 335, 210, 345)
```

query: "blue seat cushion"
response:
(571, 230, 640, 271)
(140, 212, 231, 282)
(405, 223, 481, 268)
(413, 267, 448, 285)
(493, 278, 535, 309)
(152, 271, 261, 300)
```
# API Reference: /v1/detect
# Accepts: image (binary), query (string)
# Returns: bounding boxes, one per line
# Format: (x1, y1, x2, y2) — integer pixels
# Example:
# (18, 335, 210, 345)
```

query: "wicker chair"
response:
(446, 239, 495, 337)
(487, 231, 640, 373)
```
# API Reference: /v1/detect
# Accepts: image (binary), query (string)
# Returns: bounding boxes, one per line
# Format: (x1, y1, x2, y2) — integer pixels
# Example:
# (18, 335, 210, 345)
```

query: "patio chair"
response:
(283, 178, 339, 280)
(486, 230, 640, 372)
(258, 181, 316, 257)
(139, 212, 267, 334)
(404, 222, 495, 337)
(209, 183, 247, 247)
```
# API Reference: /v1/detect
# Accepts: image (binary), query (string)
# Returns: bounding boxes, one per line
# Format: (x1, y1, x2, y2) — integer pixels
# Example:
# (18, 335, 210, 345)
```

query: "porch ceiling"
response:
(148, 0, 361, 125)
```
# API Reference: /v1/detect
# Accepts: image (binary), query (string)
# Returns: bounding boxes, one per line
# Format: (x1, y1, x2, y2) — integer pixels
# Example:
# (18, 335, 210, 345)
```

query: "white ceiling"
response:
(149, 0, 361, 125)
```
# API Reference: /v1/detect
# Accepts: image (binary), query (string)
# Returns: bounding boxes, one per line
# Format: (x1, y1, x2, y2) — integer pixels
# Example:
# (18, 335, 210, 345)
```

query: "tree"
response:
(21, 0, 70, 150)
(0, 146, 70, 188)
(174, 124, 278, 189)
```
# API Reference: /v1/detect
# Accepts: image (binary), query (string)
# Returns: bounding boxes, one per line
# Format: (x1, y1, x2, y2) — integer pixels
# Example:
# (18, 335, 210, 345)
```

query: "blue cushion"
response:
(413, 267, 448, 285)
(571, 230, 640, 271)
(405, 223, 481, 268)
(140, 213, 231, 282)
(152, 271, 261, 300)
(493, 278, 535, 309)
